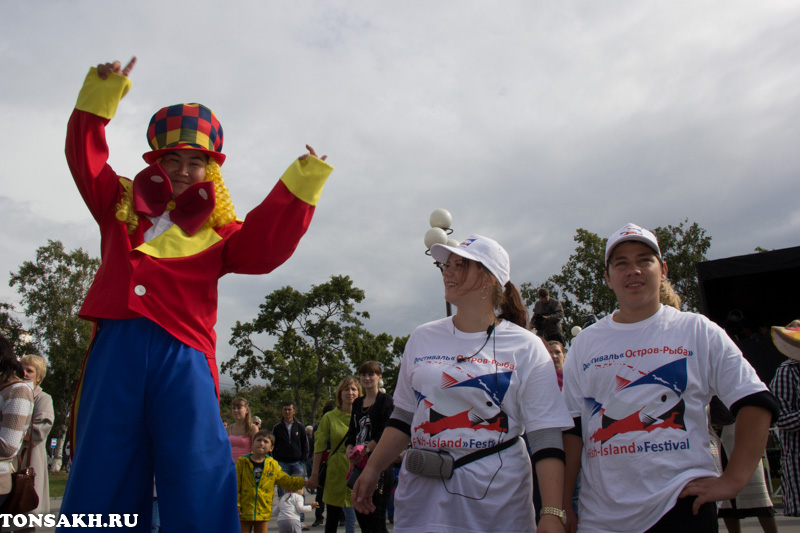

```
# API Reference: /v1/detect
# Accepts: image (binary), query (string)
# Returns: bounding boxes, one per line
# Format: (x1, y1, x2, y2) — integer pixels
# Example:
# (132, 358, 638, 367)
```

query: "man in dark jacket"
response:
(272, 401, 308, 497)
(530, 288, 565, 343)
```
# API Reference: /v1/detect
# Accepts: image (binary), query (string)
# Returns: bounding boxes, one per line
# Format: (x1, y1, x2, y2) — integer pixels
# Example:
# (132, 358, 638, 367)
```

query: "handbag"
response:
(345, 466, 362, 489)
(0, 434, 39, 514)
(346, 465, 388, 493)
(318, 434, 347, 488)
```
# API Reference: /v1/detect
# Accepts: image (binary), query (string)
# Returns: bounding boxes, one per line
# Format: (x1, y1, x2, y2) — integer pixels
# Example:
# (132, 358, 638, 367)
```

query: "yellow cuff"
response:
(75, 67, 132, 120)
(279, 156, 334, 206)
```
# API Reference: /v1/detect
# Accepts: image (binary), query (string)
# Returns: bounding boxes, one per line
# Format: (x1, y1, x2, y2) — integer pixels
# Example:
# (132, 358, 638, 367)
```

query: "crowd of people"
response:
(3, 221, 799, 533)
(0, 53, 798, 533)
(222, 364, 395, 533)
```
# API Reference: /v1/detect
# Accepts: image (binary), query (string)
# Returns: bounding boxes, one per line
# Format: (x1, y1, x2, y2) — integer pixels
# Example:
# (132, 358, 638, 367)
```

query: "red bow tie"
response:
(132, 163, 216, 235)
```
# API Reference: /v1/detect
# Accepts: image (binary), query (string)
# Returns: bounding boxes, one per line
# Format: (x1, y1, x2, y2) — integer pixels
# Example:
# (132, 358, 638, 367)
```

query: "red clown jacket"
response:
(65, 68, 333, 394)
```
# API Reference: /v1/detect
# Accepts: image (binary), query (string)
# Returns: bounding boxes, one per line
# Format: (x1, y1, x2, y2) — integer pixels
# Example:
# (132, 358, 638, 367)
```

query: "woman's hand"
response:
(307, 451, 324, 491)
(96, 57, 137, 80)
(564, 506, 577, 533)
(298, 144, 328, 162)
(538, 514, 565, 533)
(351, 466, 380, 514)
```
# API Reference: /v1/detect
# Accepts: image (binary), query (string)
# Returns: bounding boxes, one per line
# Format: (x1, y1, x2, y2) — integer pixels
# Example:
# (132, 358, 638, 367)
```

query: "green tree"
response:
(522, 229, 616, 341)
(221, 275, 399, 426)
(525, 220, 711, 340)
(0, 301, 38, 357)
(9, 240, 100, 470)
(385, 335, 409, 393)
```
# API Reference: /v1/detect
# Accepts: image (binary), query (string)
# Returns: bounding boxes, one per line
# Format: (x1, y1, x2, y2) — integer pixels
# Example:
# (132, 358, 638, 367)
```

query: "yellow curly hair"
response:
(115, 157, 237, 234)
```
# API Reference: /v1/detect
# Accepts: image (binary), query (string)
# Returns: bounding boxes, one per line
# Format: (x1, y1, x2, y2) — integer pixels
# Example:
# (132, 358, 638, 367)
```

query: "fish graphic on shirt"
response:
(588, 358, 688, 443)
(414, 367, 512, 436)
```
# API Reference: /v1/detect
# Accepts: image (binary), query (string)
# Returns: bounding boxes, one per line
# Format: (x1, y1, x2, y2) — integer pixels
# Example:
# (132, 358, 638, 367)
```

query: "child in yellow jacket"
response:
(237, 430, 306, 533)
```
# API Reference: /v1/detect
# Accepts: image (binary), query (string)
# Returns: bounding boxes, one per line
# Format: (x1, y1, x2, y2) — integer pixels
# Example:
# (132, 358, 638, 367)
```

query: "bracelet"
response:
(540, 507, 566, 525)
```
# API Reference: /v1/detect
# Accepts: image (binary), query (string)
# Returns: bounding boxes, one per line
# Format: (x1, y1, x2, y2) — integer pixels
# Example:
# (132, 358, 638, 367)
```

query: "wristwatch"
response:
(540, 507, 566, 525)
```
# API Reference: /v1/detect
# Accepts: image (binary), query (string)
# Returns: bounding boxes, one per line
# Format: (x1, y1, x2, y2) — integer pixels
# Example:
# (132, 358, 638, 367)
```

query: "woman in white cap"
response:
(352, 235, 573, 533)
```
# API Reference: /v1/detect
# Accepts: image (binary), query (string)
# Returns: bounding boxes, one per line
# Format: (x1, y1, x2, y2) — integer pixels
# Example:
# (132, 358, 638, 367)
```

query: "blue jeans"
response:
(277, 460, 306, 497)
(344, 506, 356, 533)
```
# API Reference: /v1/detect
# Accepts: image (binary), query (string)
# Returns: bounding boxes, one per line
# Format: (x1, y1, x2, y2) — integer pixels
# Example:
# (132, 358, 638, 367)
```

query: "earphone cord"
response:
(457, 324, 494, 363)
(441, 327, 507, 501)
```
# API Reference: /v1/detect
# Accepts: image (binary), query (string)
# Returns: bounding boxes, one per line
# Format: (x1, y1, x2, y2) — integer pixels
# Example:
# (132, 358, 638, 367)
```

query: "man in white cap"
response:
(561, 223, 779, 533)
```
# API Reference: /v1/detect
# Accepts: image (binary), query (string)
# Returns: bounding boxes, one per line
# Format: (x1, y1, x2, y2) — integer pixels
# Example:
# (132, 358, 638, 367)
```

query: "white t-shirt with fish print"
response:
(392, 317, 572, 533)
(562, 304, 768, 533)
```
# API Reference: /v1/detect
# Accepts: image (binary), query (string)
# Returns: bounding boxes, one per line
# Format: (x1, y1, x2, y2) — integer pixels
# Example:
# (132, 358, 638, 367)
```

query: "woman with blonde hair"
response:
(228, 397, 257, 461)
(17, 354, 55, 522)
(308, 376, 362, 533)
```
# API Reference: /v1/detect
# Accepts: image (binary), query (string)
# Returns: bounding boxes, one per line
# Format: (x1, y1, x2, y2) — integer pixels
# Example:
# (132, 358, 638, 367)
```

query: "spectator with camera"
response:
(530, 288, 565, 344)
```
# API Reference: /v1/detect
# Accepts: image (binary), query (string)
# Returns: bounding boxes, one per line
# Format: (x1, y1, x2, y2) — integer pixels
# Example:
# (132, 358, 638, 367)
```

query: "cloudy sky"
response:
(2, 1, 798, 389)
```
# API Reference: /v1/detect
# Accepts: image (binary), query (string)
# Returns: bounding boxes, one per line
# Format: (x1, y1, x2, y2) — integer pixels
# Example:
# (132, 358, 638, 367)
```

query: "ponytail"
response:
(494, 281, 528, 328)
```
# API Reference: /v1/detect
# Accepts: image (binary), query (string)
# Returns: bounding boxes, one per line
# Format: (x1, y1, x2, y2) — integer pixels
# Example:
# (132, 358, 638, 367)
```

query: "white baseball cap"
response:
(605, 223, 662, 264)
(430, 234, 510, 286)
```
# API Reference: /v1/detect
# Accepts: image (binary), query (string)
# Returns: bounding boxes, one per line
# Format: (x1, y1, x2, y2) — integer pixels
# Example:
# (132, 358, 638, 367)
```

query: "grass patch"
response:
(49, 471, 69, 498)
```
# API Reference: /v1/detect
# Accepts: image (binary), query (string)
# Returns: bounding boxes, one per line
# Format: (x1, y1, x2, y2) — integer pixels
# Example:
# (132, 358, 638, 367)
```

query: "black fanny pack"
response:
(405, 435, 520, 479)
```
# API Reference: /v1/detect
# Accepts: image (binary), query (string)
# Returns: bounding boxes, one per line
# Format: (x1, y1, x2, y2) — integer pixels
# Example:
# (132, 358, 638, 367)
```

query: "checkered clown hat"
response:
(143, 103, 226, 165)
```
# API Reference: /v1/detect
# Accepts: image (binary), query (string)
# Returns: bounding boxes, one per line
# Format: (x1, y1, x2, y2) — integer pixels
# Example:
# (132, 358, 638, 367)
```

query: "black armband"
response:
(730, 391, 780, 424)
(532, 448, 566, 464)
(563, 417, 582, 438)
(386, 417, 411, 436)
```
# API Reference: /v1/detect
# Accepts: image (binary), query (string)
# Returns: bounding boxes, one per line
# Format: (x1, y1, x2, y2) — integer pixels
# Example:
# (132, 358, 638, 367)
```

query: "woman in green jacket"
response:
(308, 376, 362, 533)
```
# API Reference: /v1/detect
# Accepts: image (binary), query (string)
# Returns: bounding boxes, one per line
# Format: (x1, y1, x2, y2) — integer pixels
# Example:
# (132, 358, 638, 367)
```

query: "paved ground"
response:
(24, 497, 800, 531)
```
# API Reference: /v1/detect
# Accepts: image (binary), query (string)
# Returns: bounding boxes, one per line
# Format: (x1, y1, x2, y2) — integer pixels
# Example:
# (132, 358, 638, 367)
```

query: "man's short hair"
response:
(282, 401, 294, 408)
(538, 288, 549, 299)
(253, 429, 275, 444)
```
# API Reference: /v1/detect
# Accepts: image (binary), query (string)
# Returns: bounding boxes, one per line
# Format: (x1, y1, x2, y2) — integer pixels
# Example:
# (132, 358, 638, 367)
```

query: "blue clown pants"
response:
(58, 318, 239, 532)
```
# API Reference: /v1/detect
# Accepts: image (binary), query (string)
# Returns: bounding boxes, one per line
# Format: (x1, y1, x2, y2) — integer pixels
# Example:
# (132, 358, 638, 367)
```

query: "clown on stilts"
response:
(60, 57, 332, 532)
